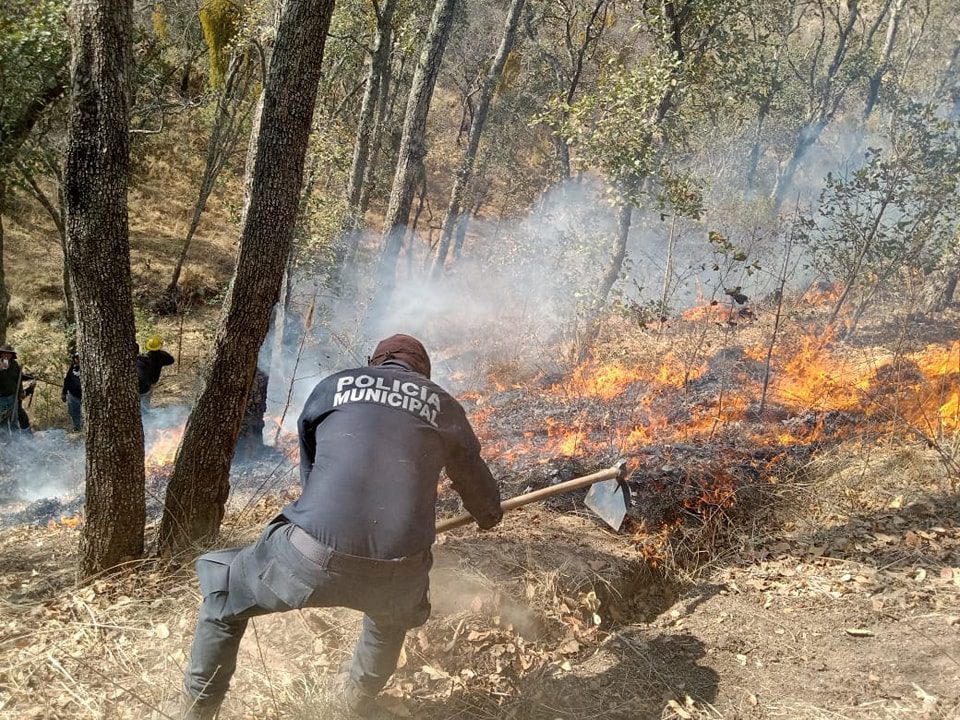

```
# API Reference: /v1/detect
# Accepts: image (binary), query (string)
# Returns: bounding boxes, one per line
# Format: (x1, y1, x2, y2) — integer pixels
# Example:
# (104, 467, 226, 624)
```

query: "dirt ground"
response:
(1, 448, 957, 720)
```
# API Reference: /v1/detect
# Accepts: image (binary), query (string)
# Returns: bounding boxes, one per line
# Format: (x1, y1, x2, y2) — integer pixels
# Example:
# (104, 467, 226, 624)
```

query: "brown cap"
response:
(369, 334, 431, 378)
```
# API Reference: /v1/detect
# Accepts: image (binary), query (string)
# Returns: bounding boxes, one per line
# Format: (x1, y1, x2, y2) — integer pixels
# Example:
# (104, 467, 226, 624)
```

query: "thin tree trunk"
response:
(863, 0, 905, 120)
(773, 120, 826, 209)
(940, 271, 959, 309)
(340, 0, 397, 271)
(64, 0, 145, 577)
(372, 0, 457, 308)
(746, 96, 771, 188)
(577, 204, 631, 361)
(14, 159, 76, 327)
(432, 0, 525, 277)
(772, 1, 860, 209)
(167, 52, 256, 299)
(597, 204, 632, 309)
(0, 60, 68, 343)
(345, 0, 397, 215)
(451, 208, 471, 261)
(0, 181, 9, 345)
(343, 51, 395, 271)
(159, 0, 337, 555)
(356, 47, 393, 219)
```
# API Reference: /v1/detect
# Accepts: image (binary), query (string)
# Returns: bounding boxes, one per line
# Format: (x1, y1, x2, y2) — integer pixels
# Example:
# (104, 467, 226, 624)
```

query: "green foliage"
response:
(802, 103, 960, 294)
(152, 4, 171, 42)
(0, 0, 68, 165)
(199, 0, 241, 87)
(560, 0, 742, 213)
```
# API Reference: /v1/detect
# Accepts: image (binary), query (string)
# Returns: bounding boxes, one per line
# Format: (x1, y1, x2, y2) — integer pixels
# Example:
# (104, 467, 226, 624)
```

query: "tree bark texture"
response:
(63, 0, 145, 577)
(0, 182, 9, 345)
(373, 0, 457, 300)
(432, 0, 525, 276)
(159, 0, 336, 555)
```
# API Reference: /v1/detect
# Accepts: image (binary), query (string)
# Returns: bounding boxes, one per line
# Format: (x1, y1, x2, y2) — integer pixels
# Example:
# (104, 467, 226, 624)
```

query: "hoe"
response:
(436, 460, 630, 534)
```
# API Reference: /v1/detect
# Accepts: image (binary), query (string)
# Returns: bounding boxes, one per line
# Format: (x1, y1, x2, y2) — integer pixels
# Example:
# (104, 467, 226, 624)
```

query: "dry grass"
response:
(1, 428, 958, 719)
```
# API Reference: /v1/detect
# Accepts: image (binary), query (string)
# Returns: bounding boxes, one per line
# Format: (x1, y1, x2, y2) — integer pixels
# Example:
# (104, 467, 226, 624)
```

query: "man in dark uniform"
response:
(61, 353, 83, 431)
(178, 334, 502, 719)
(0, 344, 35, 435)
(137, 336, 175, 410)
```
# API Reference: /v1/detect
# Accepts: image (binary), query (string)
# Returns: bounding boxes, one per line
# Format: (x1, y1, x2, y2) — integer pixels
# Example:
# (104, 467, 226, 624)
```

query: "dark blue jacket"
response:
(283, 360, 502, 559)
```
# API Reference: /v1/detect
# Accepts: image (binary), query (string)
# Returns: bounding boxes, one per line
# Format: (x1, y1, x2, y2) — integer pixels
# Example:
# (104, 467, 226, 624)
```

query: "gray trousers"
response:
(67, 394, 82, 431)
(185, 519, 431, 710)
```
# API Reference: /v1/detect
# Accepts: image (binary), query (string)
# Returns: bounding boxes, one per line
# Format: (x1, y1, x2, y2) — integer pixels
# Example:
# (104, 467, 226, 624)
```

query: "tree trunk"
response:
(0, 59, 68, 345)
(0, 181, 9, 345)
(345, 0, 397, 215)
(940, 271, 959, 309)
(451, 209, 471, 261)
(577, 204, 631, 360)
(63, 0, 145, 577)
(58, 181, 76, 329)
(14, 159, 75, 327)
(339, 0, 397, 272)
(772, 1, 860, 210)
(863, 0, 905, 121)
(167, 52, 257, 301)
(355, 50, 393, 221)
(158, 0, 336, 556)
(772, 121, 826, 209)
(596, 204, 632, 310)
(746, 95, 771, 188)
(432, 0, 525, 277)
(372, 0, 457, 307)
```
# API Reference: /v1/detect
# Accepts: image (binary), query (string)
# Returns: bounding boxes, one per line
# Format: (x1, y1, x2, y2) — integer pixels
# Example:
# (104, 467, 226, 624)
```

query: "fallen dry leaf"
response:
(420, 664, 449, 680)
(912, 683, 937, 705)
(666, 698, 693, 719)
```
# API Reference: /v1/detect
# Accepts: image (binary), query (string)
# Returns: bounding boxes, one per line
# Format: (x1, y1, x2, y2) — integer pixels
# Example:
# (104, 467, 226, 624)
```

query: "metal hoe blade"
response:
(584, 468, 629, 532)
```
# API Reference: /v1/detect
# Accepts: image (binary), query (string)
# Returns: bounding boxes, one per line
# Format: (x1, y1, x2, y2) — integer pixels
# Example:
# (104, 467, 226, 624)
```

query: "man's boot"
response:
(329, 672, 403, 720)
(153, 692, 221, 720)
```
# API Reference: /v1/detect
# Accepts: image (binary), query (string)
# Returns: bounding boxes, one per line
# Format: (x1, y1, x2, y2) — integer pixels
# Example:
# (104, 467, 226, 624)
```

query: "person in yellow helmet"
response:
(136, 337, 175, 410)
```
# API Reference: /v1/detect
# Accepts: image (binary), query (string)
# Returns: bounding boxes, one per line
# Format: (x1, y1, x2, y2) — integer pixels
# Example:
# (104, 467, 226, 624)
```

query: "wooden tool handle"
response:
(435, 463, 624, 534)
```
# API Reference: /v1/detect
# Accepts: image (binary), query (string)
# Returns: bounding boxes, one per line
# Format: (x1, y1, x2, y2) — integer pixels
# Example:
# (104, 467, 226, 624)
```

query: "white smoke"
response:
(0, 404, 195, 526)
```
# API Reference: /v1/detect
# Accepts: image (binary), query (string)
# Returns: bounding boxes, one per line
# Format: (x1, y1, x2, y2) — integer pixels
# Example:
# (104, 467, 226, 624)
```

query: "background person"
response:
(0, 345, 35, 435)
(136, 336, 175, 410)
(61, 353, 82, 431)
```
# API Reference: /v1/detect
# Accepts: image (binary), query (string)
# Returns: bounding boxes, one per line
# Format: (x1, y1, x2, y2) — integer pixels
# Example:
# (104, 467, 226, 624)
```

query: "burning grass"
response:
(460, 296, 960, 573)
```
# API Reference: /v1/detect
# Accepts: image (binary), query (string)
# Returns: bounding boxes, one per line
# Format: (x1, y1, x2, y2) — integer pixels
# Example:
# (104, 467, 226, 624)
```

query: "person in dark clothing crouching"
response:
(177, 334, 502, 720)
